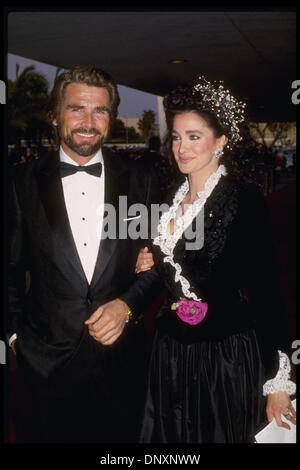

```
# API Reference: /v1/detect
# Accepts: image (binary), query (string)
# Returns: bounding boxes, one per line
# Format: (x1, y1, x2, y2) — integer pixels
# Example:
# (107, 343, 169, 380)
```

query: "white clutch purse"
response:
(255, 399, 296, 443)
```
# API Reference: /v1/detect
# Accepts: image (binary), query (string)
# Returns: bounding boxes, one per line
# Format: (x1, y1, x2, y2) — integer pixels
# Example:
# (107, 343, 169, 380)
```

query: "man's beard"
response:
(61, 127, 105, 157)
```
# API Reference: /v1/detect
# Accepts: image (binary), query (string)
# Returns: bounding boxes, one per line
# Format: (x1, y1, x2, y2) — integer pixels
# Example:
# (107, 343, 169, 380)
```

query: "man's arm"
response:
(6, 173, 28, 351)
(85, 160, 162, 344)
(118, 158, 162, 321)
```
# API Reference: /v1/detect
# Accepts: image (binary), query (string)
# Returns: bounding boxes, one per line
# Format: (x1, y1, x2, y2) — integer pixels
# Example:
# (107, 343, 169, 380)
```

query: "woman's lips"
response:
(179, 157, 194, 164)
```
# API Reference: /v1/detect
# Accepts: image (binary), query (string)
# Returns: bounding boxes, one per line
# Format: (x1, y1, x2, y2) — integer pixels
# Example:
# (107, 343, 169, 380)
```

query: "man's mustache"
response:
(71, 128, 102, 136)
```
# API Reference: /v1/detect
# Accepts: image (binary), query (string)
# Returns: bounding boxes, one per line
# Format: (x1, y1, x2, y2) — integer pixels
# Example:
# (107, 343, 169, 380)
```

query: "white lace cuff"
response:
(263, 350, 296, 396)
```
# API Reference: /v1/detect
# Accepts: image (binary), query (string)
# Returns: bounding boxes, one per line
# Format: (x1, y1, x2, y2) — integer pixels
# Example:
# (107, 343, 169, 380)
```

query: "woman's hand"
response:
(135, 247, 154, 273)
(266, 391, 296, 430)
(11, 339, 17, 356)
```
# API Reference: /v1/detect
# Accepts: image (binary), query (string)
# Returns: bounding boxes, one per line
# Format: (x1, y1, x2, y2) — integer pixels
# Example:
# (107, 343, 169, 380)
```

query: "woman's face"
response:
(171, 111, 226, 175)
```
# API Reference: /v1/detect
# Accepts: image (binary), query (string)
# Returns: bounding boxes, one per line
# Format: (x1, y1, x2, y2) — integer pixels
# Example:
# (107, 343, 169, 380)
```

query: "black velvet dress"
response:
(140, 174, 290, 443)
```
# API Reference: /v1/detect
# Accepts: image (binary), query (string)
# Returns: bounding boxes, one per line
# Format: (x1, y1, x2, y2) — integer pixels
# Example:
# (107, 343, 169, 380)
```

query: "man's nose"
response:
(81, 112, 96, 128)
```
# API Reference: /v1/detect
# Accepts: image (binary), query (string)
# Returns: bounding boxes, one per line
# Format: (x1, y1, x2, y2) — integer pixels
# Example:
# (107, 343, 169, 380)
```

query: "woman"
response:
(137, 76, 296, 443)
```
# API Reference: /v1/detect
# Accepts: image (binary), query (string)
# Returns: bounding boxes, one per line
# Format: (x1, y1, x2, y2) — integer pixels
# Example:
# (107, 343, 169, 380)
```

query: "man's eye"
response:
(96, 109, 108, 115)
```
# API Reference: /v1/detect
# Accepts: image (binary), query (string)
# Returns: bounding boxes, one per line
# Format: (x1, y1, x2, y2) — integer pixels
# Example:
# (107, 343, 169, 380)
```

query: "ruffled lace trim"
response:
(153, 165, 227, 301)
(163, 255, 200, 301)
(263, 350, 296, 396)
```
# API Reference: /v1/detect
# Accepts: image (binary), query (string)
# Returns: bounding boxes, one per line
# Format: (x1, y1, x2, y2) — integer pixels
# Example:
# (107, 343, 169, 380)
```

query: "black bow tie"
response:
(60, 161, 102, 178)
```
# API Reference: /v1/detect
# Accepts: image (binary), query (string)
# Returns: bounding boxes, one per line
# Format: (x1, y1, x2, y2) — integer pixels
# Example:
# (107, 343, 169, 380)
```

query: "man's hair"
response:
(47, 64, 120, 125)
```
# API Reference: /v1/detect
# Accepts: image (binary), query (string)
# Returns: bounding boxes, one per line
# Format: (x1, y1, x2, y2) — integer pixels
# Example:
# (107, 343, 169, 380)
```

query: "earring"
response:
(214, 148, 224, 159)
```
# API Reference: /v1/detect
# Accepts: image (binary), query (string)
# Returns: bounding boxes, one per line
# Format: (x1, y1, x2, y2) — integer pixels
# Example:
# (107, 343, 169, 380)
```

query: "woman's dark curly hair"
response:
(162, 86, 264, 186)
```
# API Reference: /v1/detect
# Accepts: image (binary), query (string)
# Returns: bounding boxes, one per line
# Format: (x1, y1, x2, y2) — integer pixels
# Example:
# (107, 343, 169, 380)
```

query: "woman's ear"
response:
(219, 135, 228, 149)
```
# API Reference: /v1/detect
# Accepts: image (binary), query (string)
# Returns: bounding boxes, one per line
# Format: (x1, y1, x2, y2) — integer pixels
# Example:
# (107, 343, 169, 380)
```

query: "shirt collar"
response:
(59, 146, 103, 166)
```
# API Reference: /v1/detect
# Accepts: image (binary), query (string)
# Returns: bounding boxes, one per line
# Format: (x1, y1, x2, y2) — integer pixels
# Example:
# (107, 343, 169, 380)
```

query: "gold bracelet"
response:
(125, 306, 133, 323)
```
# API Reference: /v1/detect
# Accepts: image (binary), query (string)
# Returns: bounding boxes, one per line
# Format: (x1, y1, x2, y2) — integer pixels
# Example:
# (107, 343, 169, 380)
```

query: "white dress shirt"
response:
(60, 146, 105, 284)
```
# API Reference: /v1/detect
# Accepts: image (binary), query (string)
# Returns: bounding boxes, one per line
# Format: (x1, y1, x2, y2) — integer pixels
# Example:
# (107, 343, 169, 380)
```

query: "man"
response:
(7, 65, 160, 442)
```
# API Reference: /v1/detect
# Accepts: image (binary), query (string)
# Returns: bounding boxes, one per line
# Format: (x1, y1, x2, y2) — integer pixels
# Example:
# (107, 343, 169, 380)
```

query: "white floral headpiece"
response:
(193, 75, 246, 147)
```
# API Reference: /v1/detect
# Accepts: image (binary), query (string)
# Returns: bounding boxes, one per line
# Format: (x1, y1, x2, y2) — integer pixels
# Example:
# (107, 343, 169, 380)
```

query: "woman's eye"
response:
(190, 134, 200, 140)
(171, 135, 180, 141)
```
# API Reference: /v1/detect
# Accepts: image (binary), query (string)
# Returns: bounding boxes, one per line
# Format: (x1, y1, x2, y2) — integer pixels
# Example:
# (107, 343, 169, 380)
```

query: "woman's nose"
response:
(178, 139, 190, 154)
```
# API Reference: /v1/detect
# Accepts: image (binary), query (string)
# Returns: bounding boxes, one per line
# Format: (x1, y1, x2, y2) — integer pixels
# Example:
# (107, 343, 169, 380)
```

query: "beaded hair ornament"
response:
(192, 75, 246, 149)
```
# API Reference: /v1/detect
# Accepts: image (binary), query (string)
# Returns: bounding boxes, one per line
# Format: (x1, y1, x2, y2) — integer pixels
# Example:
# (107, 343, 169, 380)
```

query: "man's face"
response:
(53, 83, 110, 161)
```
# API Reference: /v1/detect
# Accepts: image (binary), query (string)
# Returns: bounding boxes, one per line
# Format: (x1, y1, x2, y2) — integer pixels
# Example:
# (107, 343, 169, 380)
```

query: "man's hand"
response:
(266, 391, 296, 430)
(84, 298, 129, 345)
(11, 340, 17, 356)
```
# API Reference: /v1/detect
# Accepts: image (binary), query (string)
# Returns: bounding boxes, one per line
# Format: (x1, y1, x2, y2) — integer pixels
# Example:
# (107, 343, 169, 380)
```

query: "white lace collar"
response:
(153, 164, 227, 256)
(152, 164, 227, 302)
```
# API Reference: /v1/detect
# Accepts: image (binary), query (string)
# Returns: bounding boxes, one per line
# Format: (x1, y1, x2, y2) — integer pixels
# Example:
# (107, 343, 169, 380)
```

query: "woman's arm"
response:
(240, 184, 296, 427)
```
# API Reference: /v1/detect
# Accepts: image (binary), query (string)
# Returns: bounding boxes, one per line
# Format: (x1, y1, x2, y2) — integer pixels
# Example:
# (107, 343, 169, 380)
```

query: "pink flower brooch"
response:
(171, 299, 208, 325)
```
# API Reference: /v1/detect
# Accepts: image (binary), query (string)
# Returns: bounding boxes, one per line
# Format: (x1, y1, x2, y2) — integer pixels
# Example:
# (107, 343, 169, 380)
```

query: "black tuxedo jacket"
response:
(7, 148, 161, 380)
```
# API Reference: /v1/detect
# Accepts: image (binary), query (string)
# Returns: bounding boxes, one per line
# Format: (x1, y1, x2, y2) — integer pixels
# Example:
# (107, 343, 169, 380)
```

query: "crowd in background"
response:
(8, 138, 296, 195)
(7, 136, 177, 193)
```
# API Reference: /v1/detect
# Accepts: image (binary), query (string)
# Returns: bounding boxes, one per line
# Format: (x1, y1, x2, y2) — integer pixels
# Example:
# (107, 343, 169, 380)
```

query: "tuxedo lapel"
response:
(35, 151, 87, 286)
(90, 149, 129, 288)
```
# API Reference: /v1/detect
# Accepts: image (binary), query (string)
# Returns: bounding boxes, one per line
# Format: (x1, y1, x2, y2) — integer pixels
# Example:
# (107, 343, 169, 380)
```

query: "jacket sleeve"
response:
(119, 160, 163, 321)
(241, 184, 291, 382)
(6, 171, 28, 341)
